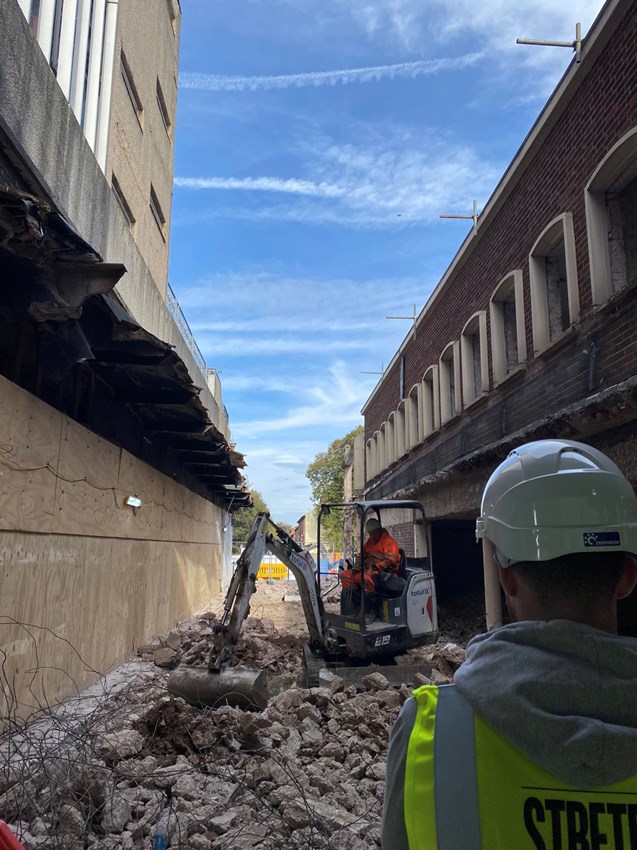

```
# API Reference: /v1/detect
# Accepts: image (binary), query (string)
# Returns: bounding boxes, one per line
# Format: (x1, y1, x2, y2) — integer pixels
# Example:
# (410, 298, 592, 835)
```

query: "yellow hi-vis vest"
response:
(404, 684, 637, 850)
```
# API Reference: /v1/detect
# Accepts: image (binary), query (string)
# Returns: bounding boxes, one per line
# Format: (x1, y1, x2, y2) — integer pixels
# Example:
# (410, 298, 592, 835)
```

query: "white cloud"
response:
(334, 0, 604, 62)
(180, 52, 483, 92)
(195, 336, 368, 357)
(232, 361, 369, 438)
(235, 441, 318, 523)
(177, 270, 430, 323)
(174, 176, 345, 198)
(175, 126, 504, 228)
(227, 361, 372, 522)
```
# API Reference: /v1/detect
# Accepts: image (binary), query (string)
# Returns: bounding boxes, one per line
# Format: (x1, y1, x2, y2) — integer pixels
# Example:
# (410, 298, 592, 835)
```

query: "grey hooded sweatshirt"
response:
(381, 620, 637, 850)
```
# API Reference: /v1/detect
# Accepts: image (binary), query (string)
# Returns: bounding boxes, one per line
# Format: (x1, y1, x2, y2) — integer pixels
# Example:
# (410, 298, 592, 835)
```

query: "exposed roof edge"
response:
(0, 188, 250, 510)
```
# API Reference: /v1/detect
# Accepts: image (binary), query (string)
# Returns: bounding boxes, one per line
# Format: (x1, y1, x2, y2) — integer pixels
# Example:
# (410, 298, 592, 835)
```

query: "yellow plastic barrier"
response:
(257, 563, 289, 580)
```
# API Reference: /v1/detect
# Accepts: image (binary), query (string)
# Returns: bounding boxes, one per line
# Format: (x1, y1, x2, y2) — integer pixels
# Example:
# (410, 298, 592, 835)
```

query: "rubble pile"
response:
(0, 600, 469, 850)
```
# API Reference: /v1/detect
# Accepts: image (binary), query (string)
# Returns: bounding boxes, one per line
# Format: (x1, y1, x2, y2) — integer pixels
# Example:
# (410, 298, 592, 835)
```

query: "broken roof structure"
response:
(0, 187, 250, 510)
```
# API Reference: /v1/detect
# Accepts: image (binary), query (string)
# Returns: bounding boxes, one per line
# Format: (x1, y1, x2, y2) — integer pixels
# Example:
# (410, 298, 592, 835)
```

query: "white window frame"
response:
(529, 212, 579, 355)
(460, 311, 489, 407)
(366, 438, 373, 482)
(421, 366, 440, 438)
(490, 270, 527, 384)
(439, 342, 461, 425)
(586, 126, 637, 306)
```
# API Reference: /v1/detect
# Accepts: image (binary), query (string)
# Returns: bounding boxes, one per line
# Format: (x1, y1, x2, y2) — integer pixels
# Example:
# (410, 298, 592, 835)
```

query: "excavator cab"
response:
(317, 500, 438, 661)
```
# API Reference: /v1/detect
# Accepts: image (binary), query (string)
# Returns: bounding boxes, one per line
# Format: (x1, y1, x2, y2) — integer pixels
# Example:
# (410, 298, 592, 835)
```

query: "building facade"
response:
(361, 0, 637, 629)
(0, 0, 248, 719)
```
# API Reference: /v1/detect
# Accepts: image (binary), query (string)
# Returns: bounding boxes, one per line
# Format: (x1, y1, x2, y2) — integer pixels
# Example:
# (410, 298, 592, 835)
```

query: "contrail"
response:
(180, 53, 483, 93)
(174, 176, 345, 198)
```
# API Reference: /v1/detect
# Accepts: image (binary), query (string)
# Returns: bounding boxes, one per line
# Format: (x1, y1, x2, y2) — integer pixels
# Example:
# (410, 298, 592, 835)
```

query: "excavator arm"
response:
(209, 513, 327, 672)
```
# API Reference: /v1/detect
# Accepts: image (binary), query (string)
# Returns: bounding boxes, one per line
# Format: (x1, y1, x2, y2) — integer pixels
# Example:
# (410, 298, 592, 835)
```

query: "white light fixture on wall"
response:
(125, 495, 142, 508)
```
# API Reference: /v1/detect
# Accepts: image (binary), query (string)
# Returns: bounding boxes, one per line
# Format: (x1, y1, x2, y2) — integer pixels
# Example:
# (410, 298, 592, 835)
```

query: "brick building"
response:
(361, 0, 637, 624)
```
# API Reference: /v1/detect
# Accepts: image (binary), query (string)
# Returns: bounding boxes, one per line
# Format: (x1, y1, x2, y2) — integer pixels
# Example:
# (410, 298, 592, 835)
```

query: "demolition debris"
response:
(0, 583, 478, 849)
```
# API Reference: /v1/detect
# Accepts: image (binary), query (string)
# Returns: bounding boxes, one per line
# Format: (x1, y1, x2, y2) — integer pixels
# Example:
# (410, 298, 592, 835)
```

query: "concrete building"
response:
(361, 0, 637, 631)
(0, 0, 248, 719)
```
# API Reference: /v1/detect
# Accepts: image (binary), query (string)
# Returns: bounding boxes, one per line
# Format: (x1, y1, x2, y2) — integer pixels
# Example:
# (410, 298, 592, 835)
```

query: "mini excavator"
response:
(168, 500, 438, 709)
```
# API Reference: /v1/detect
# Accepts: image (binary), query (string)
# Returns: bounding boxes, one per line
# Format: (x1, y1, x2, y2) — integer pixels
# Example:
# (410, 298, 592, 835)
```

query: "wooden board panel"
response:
(1, 376, 221, 544)
(0, 532, 222, 722)
(0, 376, 62, 535)
(55, 418, 122, 539)
(0, 378, 226, 723)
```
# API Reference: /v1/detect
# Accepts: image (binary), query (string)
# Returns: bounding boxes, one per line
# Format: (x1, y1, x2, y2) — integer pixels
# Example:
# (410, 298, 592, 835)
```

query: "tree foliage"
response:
(232, 488, 270, 552)
(305, 425, 363, 548)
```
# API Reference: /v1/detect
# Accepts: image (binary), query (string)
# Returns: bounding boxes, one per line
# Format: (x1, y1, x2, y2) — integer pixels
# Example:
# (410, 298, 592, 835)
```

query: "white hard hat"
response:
(476, 439, 637, 565)
(366, 517, 381, 533)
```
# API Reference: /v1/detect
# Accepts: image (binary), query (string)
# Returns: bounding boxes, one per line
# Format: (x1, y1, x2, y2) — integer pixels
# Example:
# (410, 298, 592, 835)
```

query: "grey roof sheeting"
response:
(0, 187, 250, 510)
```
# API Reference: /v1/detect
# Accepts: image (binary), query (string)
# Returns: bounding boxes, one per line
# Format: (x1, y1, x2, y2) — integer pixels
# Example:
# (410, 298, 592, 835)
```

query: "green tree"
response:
(306, 425, 363, 548)
(232, 488, 269, 552)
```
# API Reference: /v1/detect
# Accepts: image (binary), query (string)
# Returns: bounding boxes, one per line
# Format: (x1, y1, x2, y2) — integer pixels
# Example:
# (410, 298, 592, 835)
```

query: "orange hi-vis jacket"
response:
(341, 529, 400, 592)
(363, 529, 401, 574)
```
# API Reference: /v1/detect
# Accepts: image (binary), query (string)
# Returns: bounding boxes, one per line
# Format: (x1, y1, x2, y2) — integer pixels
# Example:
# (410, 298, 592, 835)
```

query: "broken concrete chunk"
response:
(172, 771, 207, 801)
(368, 761, 386, 781)
(430, 669, 452, 685)
(153, 647, 180, 668)
(96, 729, 145, 760)
(209, 810, 239, 835)
(361, 672, 391, 691)
(251, 757, 289, 786)
(297, 704, 321, 724)
(100, 794, 132, 833)
(57, 804, 84, 836)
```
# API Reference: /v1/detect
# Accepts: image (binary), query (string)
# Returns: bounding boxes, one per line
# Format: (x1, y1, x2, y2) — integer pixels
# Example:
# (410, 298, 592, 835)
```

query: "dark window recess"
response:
(156, 79, 171, 135)
(166, 0, 177, 33)
(470, 333, 481, 397)
(112, 175, 135, 229)
(545, 250, 569, 340)
(149, 185, 166, 235)
(607, 175, 637, 294)
(502, 297, 518, 372)
(29, 0, 41, 36)
(49, 0, 65, 73)
(442, 351, 456, 420)
(121, 50, 143, 122)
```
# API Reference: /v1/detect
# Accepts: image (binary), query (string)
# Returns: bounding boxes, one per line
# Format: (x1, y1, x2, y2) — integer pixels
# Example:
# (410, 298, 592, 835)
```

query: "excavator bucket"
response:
(168, 667, 268, 711)
(167, 666, 268, 711)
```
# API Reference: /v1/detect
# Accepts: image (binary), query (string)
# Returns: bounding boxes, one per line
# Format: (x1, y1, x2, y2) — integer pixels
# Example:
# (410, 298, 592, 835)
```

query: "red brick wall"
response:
(365, 3, 637, 448)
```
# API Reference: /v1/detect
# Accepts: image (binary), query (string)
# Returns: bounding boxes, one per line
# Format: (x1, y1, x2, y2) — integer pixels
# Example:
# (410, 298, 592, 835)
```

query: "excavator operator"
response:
(341, 517, 401, 594)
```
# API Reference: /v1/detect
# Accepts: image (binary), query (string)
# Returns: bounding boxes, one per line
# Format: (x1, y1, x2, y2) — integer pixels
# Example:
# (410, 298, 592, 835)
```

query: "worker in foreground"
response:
(341, 517, 401, 593)
(381, 439, 637, 849)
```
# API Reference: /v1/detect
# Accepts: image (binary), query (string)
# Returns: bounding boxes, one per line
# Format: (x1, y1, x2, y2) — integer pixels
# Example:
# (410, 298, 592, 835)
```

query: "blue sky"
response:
(169, 0, 605, 524)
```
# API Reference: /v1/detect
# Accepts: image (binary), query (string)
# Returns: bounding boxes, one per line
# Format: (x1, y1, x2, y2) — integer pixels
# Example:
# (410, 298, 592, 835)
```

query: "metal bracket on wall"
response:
(516, 22, 582, 64)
